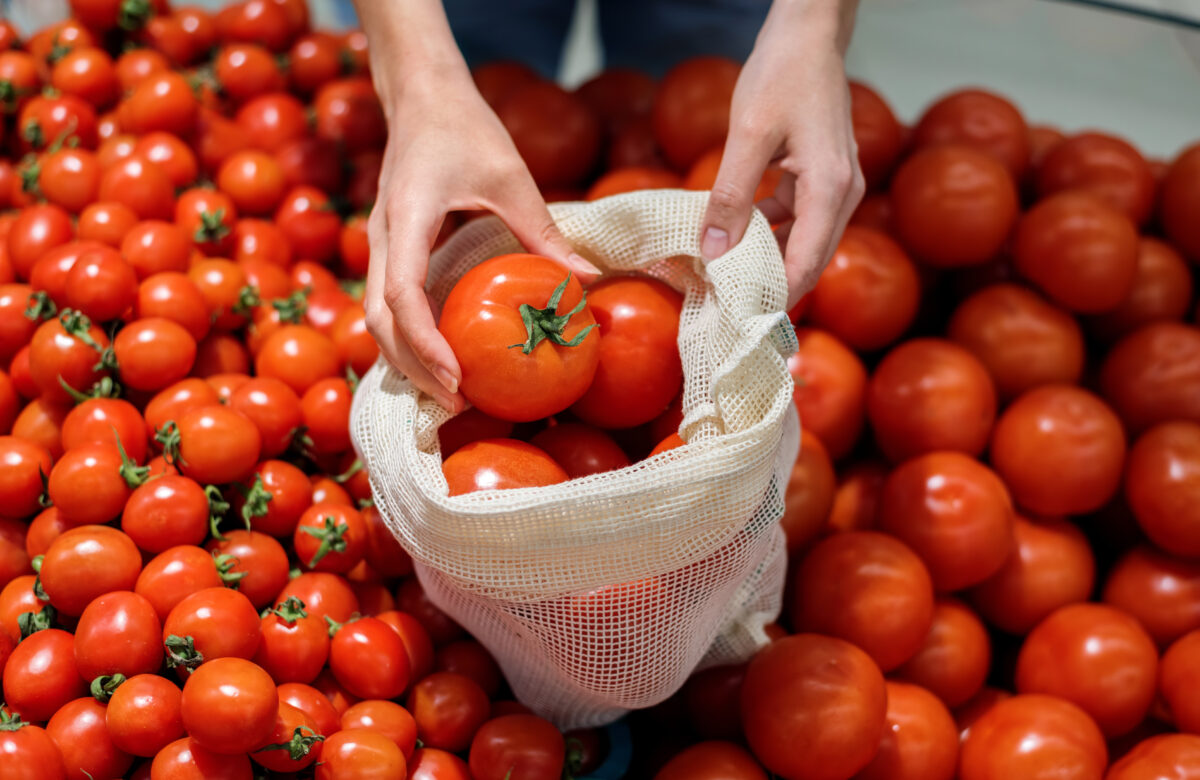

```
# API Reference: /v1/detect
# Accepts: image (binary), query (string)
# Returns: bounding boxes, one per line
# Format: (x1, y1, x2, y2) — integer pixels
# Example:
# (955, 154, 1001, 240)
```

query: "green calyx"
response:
(240, 474, 272, 528)
(298, 516, 347, 568)
(0, 711, 27, 731)
(23, 290, 56, 323)
(271, 289, 309, 324)
(264, 596, 308, 625)
(113, 425, 149, 489)
(90, 673, 126, 703)
(212, 551, 247, 588)
(118, 0, 154, 31)
(255, 726, 324, 761)
(155, 422, 184, 469)
(194, 209, 231, 244)
(206, 485, 230, 541)
(506, 273, 597, 355)
(164, 634, 203, 672)
(232, 284, 262, 317)
(17, 603, 55, 640)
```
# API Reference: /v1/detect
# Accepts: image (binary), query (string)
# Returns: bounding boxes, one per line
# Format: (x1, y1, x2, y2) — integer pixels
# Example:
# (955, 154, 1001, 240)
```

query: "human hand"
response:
(699, 0, 864, 309)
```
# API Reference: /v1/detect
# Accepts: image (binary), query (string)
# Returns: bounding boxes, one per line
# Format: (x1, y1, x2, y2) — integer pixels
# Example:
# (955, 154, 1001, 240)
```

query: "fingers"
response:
(699, 121, 778, 261)
(493, 174, 602, 283)
(782, 152, 864, 309)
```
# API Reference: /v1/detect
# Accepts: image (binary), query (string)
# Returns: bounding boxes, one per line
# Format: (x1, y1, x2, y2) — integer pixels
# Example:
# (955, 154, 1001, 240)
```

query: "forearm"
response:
(764, 0, 860, 54)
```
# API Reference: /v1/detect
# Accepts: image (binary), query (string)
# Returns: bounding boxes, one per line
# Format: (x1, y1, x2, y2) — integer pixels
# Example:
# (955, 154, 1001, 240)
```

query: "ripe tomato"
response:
(171, 404, 261, 485)
(467, 714, 564, 780)
(8, 203, 74, 280)
(406, 672, 490, 753)
(234, 460, 310, 538)
(300, 377, 353, 455)
(254, 324, 341, 394)
(1108, 734, 1200, 780)
(432, 641, 503, 698)
(376, 609, 437, 680)
(1014, 191, 1138, 313)
(408, 747, 473, 780)
(3, 628, 88, 722)
(276, 572, 360, 625)
(106, 673, 185, 757)
(436, 407, 515, 459)
(143, 378, 220, 442)
(0, 516, 29, 584)
(294, 502, 366, 573)
(235, 92, 309, 154)
(224, 378, 300, 459)
(150, 736, 253, 779)
(0, 717, 67, 777)
(98, 155, 176, 220)
(1160, 142, 1200, 261)
(1125, 421, 1200, 559)
(442, 439, 569, 496)
(78, 201, 139, 246)
(878, 452, 1015, 592)
(866, 338, 997, 462)
(1016, 603, 1157, 737)
(40, 524, 142, 615)
(1160, 630, 1200, 734)
(74, 589, 162, 679)
(180, 657, 278, 754)
(854, 681, 958, 780)
(316, 728, 408, 780)
(204, 530, 289, 610)
(339, 700, 418, 758)
(889, 145, 1019, 268)
(163, 586, 262, 668)
(0, 285, 41, 362)
(0, 435, 53, 519)
(440, 254, 601, 422)
(213, 43, 284, 103)
(0, 50, 41, 116)
(1036, 131, 1155, 225)
(121, 474, 209, 552)
(133, 132, 199, 189)
(496, 81, 601, 188)
(574, 67, 654, 135)
(18, 94, 98, 152)
(0, 574, 40, 642)
(177, 188, 238, 257)
(808, 226, 920, 351)
(313, 77, 386, 149)
(114, 48, 168, 89)
(958, 694, 1106, 780)
(896, 598, 990, 709)
(1099, 322, 1200, 434)
(329, 616, 412, 700)
(135, 272, 211, 344)
(122, 221, 191, 280)
(278, 682, 341, 740)
(135, 545, 229, 623)
(331, 303, 379, 376)
(215, 150, 285, 216)
(1088, 237, 1194, 341)
(911, 88, 1030, 178)
(115, 317, 197, 392)
(45, 696, 133, 779)
(216, 0, 293, 51)
(849, 81, 904, 189)
(990, 385, 1126, 516)
(252, 596, 330, 685)
(1103, 545, 1200, 647)
(740, 634, 886, 780)
(273, 185, 341, 263)
(287, 32, 342, 93)
(529, 422, 631, 478)
(947, 282, 1085, 401)
(34, 147, 102, 213)
(652, 57, 739, 171)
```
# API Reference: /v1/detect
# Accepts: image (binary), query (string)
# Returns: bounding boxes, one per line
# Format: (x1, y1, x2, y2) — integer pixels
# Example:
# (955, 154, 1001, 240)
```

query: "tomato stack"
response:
(0, 1, 1198, 778)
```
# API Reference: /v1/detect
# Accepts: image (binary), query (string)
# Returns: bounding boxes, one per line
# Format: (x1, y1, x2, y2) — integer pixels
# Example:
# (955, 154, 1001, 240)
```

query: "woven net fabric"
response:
(350, 190, 799, 729)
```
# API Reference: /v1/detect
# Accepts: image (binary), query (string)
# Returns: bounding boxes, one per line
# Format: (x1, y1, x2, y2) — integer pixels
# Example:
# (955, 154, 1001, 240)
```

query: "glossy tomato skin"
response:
(652, 56, 739, 171)
(340, 700, 417, 758)
(1036, 131, 1155, 225)
(253, 597, 331, 685)
(850, 81, 904, 189)
(911, 88, 1030, 178)
(376, 609, 436, 680)
(3, 629, 88, 722)
(1099, 322, 1200, 435)
(1160, 142, 1200, 261)
(1160, 630, 1200, 734)
(529, 422, 632, 478)
(409, 747, 473, 780)
(854, 681, 958, 780)
(467, 714, 565, 780)
(238, 459, 312, 537)
(0, 435, 54, 519)
(0, 719, 67, 779)
(440, 254, 600, 422)
(1088, 237, 1194, 342)
(740, 634, 886, 780)
(174, 404, 261, 485)
(570, 276, 682, 428)
(39, 524, 142, 616)
(990, 385, 1126, 516)
(114, 317, 197, 391)
(28, 314, 110, 405)
(442, 439, 569, 496)
(1106, 733, 1200, 780)
(1103, 545, 1200, 647)
(276, 572, 360, 625)
(255, 324, 341, 395)
(163, 586, 262, 665)
(790, 531, 934, 671)
(74, 590, 163, 680)
(778, 429, 836, 553)
(890, 145, 1019, 268)
(406, 672, 490, 753)
(329, 617, 412, 700)
(278, 682, 341, 739)
(106, 673, 184, 757)
(204, 530, 290, 610)
(250, 701, 323, 773)
(788, 329, 867, 460)
(134, 545, 225, 623)
(496, 81, 600, 189)
(896, 598, 991, 709)
(316, 728, 408, 780)
(45, 696, 134, 780)
(959, 694, 1106, 780)
(180, 657, 278, 754)
(1125, 422, 1200, 558)
(150, 736, 254, 779)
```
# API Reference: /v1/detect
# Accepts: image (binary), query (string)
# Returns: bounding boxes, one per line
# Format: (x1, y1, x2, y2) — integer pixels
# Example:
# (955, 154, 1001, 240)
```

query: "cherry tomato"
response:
(121, 475, 209, 552)
(406, 672, 490, 753)
(8, 203, 74, 281)
(74, 589, 162, 680)
(77, 201, 138, 247)
(300, 377, 353, 455)
(1160, 142, 1200, 261)
(143, 379, 219, 443)
(276, 572, 359, 625)
(250, 701, 323, 773)
(170, 404, 261, 485)
(45, 696, 133, 779)
(106, 673, 184, 757)
(177, 189, 238, 258)
(1125, 421, 1200, 559)
(651, 57, 738, 171)
(1036, 131, 1155, 225)
(442, 439, 569, 496)
(911, 88, 1030, 178)
(114, 317, 196, 392)
(1108, 733, 1200, 780)
(235, 92, 309, 153)
(216, 0, 293, 51)
(854, 681, 958, 780)
(313, 77, 386, 149)
(3, 628, 87, 722)
(437, 407, 515, 459)
(1099, 322, 1200, 435)
(40, 524, 141, 615)
(213, 43, 284, 103)
(497, 81, 601, 188)
(180, 657, 277, 754)
(294, 502, 366, 574)
(466, 714, 564, 780)
(1103, 545, 1200, 647)
(254, 324, 341, 394)
(0, 717, 67, 778)
(316, 728, 408, 780)
(958, 694, 1106, 780)
(376, 610, 436, 681)
(328, 616, 412, 700)
(0, 284, 41, 362)
(338, 700, 417, 758)
(528, 422, 631, 478)
(134, 545, 228, 623)
(896, 598, 990, 709)
(394, 577, 465, 646)
(149, 736, 253, 779)
(1088, 237, 1194, 342)
(408, 747, 473, 780)
(163, 586, 262, 669)
(274, 185, 341, 262)
(278, 682, 341, 740)
(215, 150, 285, 216)
(18, 94, 98, 152)
(252, 596, 330, 685)
(204, 530, 289, 611)
(0, 435, 53, 519)
(287, 32, 343, 94)
(850, 81, 904, 189)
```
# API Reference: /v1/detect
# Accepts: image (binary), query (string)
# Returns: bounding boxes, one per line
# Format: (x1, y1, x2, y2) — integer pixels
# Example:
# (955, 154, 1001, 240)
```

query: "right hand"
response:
(364, 65, 601, 412)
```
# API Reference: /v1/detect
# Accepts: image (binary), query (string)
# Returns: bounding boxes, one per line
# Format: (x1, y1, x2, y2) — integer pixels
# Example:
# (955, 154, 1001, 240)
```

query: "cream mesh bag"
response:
(350, 190, 800, 729)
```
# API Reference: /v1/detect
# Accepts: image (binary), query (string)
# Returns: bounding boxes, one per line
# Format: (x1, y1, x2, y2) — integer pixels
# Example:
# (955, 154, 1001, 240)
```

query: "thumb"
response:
(495, 178, 602, 282)
(700, 131, 775, 261)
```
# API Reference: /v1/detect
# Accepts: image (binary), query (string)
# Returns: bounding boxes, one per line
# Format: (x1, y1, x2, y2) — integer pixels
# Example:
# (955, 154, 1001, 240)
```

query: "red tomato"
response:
(329, 616, 412, 700)
(911, 88, 1030, 178)
(1014, 191, 1138, 313)
(331, 303, 379, 377)
(294, 502, 366, 573)
(896, 598, 990, 709)
(497, 81, 601, 188)
(216, 0, 293, 51)
(608, 115, 668, 169)
(33, 147, 102, 214)
(1089, 237, 1194, 341)
(1037, 131, 1155, 225)
(585, 167, 682, 200)
(149, 736, 253, 779)
(204, 530, 290, 611)
(177, 189, 238, 258)
(1107, 734, 1200, 780)
(529, 422, 631, 478)
(340, 700, 417, 758)
(0, 284, 42, 362)
(78, 201, 139, 247)
(849, 81, 904, 189)
(216, 150, 285, 216)
(169, 404, 261, 485)
(3, 628, 87, 722)
(740, 634, 886, 780)
(213, 43, 284, 103)
(1016, 603, 1157, 737)
(122, 221, 191, 281)
(163, 586, 262, 669)
(45, 696, 133, 780)
(121, 475, 208, 552)
(467, 714, 564, 780)
(301, 377, 353, 455)
(437, 407, 515, 459)
(8, 203, 74, 281)
(0, 574, 40, 642)
(867, 338, 997, 462)
(1160, 629, 1200, 734)
(408, 747, 473, 780)
(135, 272, 211, 344)
(890, 145, 1019, 268)
(1125, 421, 1200, 558)
(1160, 142, 1200, 261)
(254, 324, 341, 394)
(236, 93, 310, 154)
(316, 728, 408, 780)
(990, 385, 1126, 516)
(969, 515, 1094, 635)
(878, 452, 1015, 592)
(652, 57, 738, 171)
(143, 378, 220, 442)
(180, 657, 278, 754)
(406, 672, 490, 753)
(313, 77, 386, 149)
(854, 681, 958, 780)
(287, 32, 342, 93)
(114, 317, 196, 392)
(958, 694, 1106, 780)
(18, 94, 98, 152)
(442, 439, 568, 496)
(106, 673, 185, 757)
(947, 283, 1084, 400)
(0, 717, 67, 779)
(274, 186, 340, 263)
(114, 48, 168, 89)
(1103, 545, 1200, 647)
(235, 459, 311, 538)
(74, 589, 162, 680)
(98, 155, 175, 220)
(574, 67, 654, 134)
(1099, 322, 1200, 434)
(40, 524, 142, 615)
(278, 682, 341, 740)
(135, 545, 227, 623)
(472, 61, 540, 109)
(276, 572, 360, 625)
(787, 330, 867, 462)
(253, 596, 330, 685)
(0, 516, 29, 584)
(0, 435, 53, 519)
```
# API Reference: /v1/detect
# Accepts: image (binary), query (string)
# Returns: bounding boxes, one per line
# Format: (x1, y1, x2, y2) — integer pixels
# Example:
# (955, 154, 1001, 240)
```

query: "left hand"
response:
(699, 0, 865, 309)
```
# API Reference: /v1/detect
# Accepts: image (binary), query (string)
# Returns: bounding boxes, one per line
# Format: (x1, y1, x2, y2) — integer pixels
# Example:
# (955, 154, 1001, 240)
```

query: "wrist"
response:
(765, 0, 858, 53)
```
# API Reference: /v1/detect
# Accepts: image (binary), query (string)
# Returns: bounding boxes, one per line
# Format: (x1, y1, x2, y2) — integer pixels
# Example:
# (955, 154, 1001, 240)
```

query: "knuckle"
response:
(708, 181, 750, 215)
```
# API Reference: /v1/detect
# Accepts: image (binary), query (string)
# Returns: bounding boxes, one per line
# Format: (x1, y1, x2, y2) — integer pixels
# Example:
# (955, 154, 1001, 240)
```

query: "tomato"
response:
(234, 461, 310, 539)
(878, 452, 1015, 592)
(463, 714, 562, 780)
(249, 595, 329, 685)
(1108, 733, 1200, 780)
(47, 441, 140, 526)
(791, 531, 933, 671)
(1099, 322, 1200, 434)
(134, 546, 228, 623)
(177, 189, 238, 257)
(18, 94, 98, 153)
(216, 0, 292, 51)
(0, 516, 29, 584)
(524, 423, 628, 479)
(315, 728, 407, 780)
(143, 378, 219, 443)
(135, 274, 210, 347)
(1089, 237, 1194, 341)
(114, 317, 197, 392)
(442, 439, 569, 496)
(297, 378, 350, 456)
(740, 634, 885, 780)
(408, 747, 473, 780)
(890, 145, 1019, 268)
(278, 682, 341, 739)
(180, 657, 277, 754)
(959, 694, 1106, 780)
(1015, 603, 1157, 737)
(326, 616, 412, 701)
(1103, 545, 1200, 647)
(947, 283, 1085, 400)
(234, 93, 309, 155)
(98, 155, 175, 221)
(330, 305, 379, 379)
(0, 50, 40, 115)
(1014, 191, 1138, 313)
(166, 404, 261, 485)
(121, 475, 207, 552)
(150, 736, 253, 779)
(163, 586, 262, 669)
(114, 48, 168, 90)
(273, 185, 340, 263)
(853, 681, 958, 780)
(204, 530, 289, 610)
(252, 324, 341, 397)
(0, 574, 40, 642)
(276, 572, 360, 625)
(585, 167, 681, 200)
(211, 43, 283, 103)
(428, 641, 500, 699)
(808, 226, 919, 351)
(911, 88, 1030, 178)
(247, 701, 323, 773)
(45, 696, 133, 779)
(192, 331, 251, 377)
(651, 56, 738, 171)
(572, 67, 653, 136)
(74, 589, 162, 681)
(313, 77, 386, 150)
(134, 132, 199, 189)
(1036, 131, 1155, 225)
(8, 203, 74, 280)
(891, 598, 989, 711)
(1158, 630, 1200, 737)
(33, 147, 102, 213)
(78, 201, 138, 247)
(849, 81, 904, 189)
(405, 672, 489, 753)
(0, 435, 53, 519)
(292, 502, 366, 573)
(1160, 142, 1200, 261)
(1125, 421, 1200, 559)
(867, 338, 996, 462)
(786, 329, 867, 460)
(214, 150, 284, 216)
(40, 524, 142, 616)
(3, 629, 87, 722)
(106, 673, 184, 757)
(968, 514, 1094, 635)
(990, 385, 1126, 516)
(0, 285, 41, 362)
(496, 81, 601, 188)
(0, 715, 68, 778)
(333, 701, 416, 760)
(286, 32, 341, 93)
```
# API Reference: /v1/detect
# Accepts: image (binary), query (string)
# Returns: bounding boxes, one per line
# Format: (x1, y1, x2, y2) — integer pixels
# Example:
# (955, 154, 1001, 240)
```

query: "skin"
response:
(351, 0, 862, 411)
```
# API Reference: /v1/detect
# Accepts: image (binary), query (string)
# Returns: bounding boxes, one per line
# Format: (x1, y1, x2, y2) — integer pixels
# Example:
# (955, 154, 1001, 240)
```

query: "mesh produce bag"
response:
(350, 190, 800, 729)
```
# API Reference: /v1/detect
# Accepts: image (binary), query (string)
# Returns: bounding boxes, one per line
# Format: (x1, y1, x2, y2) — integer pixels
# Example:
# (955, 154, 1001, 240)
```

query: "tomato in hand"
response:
(440, 254, 601, 422)
(958, 694, 1106, 780)
(316, 728, 408, 780)
(106, 673, 184, 757)
(40, 524, 142, 616)
(442, 439, 569, 496)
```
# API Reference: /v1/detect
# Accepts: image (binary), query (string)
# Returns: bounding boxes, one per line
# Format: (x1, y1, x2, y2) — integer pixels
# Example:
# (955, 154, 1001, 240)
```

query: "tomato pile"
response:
(0, 0, 1198, 778)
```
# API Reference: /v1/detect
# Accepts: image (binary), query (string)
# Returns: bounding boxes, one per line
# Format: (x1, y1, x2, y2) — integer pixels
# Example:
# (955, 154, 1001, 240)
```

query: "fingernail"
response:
(701, 227, 729, 261)
(569, 252, 602, 276)
(434, 366, 458, 395)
